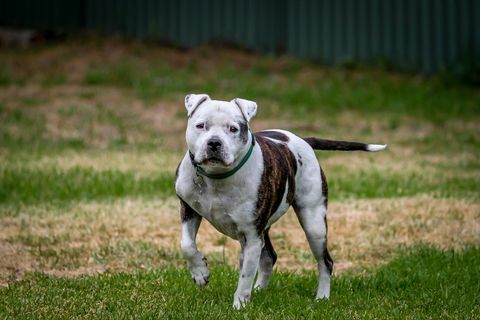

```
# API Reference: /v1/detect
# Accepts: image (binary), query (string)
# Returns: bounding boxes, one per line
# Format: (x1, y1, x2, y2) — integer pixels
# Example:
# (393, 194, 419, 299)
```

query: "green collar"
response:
(189, 131, 256, 180)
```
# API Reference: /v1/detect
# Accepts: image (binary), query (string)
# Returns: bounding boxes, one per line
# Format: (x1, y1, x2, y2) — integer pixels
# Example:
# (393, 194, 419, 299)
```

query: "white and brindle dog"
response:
(175, 94, 386, 309)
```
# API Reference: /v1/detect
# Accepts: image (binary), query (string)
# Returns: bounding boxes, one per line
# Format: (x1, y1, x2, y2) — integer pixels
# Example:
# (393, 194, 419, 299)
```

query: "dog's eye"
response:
(196, 123, 205, 129)
(229, 126, 238, 133)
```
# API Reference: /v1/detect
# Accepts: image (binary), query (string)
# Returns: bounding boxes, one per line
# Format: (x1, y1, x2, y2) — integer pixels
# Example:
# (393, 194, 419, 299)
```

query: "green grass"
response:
(1, 166, 477, 209)
(1, 246, 478, 319)
(0, 106, 46, 146)
(329, 171, 479, 200)
(0, 66, 13, 86)
(0, 166, 176, 207)
(84, 62, 195, 103)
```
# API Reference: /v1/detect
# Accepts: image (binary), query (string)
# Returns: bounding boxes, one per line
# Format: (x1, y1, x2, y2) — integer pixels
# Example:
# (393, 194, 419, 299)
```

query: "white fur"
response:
(366, 144, 387, 152)
(180, 221, 209, 287)
(232, 98, 257, 122)
(185, 93, 210, 117)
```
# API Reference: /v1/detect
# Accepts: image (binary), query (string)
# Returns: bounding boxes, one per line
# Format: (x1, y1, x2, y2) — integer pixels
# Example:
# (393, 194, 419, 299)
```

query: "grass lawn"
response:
(2, 247, 479, 319)
(0, 39, 479, 318)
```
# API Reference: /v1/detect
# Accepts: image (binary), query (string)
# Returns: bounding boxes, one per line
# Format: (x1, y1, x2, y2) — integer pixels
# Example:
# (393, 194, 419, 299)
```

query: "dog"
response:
(175, 94, 386, 308)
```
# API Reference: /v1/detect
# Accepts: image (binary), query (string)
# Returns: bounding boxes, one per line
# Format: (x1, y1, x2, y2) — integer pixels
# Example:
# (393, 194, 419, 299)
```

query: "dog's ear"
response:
(232, 98, 257, 122)
(185, 94, 210, 117)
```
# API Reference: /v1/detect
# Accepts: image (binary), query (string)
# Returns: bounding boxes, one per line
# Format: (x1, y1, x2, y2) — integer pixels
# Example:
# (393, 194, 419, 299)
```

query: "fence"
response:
(1, 0, 479, 74)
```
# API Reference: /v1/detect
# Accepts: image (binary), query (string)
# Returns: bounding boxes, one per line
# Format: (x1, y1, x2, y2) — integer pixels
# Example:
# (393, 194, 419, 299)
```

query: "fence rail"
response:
(1, 0, 479, 74)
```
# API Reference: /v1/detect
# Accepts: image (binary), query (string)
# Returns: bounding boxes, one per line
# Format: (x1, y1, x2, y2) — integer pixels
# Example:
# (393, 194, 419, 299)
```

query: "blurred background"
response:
(0, 0, 479, 292)
(1, 0, 480, 76)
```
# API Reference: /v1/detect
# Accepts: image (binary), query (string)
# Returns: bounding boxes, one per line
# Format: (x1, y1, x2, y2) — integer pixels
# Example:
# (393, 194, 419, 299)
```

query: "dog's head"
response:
(184, 94, 257, 173)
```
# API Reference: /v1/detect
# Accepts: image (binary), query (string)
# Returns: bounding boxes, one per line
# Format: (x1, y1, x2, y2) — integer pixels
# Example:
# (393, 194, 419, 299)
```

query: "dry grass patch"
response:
(0, 84, 186, 148)
(0, 199, 182, 286)
(327, 196, 480, 271)
(1, 196, 478, 286)
(31, 149, 183, 176)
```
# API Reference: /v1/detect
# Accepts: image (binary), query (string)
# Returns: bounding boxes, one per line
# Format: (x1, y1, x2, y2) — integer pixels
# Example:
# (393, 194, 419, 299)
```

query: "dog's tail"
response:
(303, 137, 387, 152)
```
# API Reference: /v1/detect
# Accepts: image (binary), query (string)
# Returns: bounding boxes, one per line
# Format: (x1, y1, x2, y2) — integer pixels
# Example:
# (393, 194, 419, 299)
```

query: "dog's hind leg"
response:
(294, 165, 333, 298)
(254, 229, 277, 290)
(180, 200, 210, 287)
(294, 164, 333, 299)
(294, 202, 333, 299)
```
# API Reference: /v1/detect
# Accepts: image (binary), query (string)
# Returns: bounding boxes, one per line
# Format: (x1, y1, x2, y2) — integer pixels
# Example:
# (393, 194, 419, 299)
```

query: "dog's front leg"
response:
(180, 200, 209, 287)
(233, 234, 262, 309)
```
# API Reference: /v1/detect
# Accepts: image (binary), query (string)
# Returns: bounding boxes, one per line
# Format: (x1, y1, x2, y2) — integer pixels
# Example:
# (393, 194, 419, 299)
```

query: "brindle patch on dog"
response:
(180, 198, 198, 222)
(319, 168, 333, 274)
(263, 228, 277, 264)
(255, 130, 290, 142)
(324, 243, 334, 274)
(320, 167, 328, 208)
(254, 134, 297, 233)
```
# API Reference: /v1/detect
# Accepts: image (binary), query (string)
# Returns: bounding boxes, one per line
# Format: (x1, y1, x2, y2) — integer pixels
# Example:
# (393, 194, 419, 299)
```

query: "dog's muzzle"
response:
(203, 137, 227, 164)
(207, 137, 222, 152)
(189, 129, 255, 180)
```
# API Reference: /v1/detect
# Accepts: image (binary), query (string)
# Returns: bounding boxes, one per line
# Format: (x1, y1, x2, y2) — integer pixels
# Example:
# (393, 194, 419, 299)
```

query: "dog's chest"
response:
(187, 180, 256, 239)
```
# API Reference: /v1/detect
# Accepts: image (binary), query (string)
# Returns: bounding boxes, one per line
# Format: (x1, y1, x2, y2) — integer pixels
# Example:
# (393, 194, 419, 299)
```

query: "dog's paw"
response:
(315, 294, 329, 300)
(315, 279, 330, 300)
(315, 288, 330, 300)
(233, 293, 250, 309)
(191, 271, 209, 287)
(253, 275, 270, 290)
(190, 258, 210, 287)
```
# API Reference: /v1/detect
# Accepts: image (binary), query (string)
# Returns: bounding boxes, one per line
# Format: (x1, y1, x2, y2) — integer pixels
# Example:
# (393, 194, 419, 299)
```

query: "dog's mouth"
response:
(201, 156, 228, 166)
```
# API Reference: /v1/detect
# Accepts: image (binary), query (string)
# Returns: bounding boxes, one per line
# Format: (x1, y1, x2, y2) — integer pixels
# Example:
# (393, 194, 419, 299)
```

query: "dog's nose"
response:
(207, 138, 222, 152)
